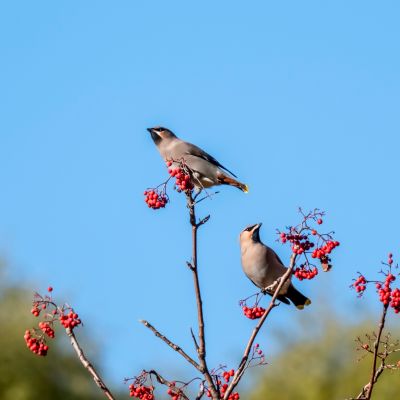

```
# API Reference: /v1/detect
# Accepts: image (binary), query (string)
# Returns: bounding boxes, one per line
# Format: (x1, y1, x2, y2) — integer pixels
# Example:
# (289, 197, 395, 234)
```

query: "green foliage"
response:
(0, 267, 121, 400)
(249, 321, 400, 400)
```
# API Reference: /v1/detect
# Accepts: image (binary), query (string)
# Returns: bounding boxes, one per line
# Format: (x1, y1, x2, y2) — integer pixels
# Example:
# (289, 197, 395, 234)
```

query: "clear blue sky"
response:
(1, 0, 399, 391)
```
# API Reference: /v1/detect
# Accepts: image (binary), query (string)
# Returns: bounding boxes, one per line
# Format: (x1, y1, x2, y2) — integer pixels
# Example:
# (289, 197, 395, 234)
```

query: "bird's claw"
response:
(263, 277, 282, 294)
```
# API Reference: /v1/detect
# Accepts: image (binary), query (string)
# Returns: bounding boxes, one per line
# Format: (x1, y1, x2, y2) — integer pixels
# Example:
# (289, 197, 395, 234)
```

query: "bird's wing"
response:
(265, 244, 286, 267)
(184, 142, 238, 178)
(264, 290, 291, 305)
(248, 278, 290, 304)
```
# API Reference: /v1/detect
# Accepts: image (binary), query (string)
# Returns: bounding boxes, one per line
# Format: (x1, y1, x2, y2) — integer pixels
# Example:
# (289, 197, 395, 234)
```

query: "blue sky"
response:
(1, 0, 399, 391)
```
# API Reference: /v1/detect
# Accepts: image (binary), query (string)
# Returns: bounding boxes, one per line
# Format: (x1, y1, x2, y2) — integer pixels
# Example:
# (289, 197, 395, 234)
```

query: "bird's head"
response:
(240, 223, 262, 245)
(147, 126, 176, 145)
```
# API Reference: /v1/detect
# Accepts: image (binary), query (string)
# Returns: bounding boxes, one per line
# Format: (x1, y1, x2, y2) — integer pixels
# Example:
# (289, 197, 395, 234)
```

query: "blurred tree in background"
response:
(249, 319, 400, 400)
(2, 257, 399, 400)
(0, 260, 124, 400)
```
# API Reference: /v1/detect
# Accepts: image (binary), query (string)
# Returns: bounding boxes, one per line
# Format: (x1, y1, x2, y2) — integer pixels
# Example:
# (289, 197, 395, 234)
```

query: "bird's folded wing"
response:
(185, 144, 238, 178)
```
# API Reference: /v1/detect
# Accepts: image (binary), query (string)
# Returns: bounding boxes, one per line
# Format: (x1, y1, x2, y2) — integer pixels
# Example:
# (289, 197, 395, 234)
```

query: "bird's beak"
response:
(254, 223, 262, 231)
(147, 127, 161, 142)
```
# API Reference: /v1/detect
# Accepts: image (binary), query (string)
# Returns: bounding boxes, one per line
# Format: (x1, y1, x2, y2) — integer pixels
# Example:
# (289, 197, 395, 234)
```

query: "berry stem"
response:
(65, 327, 115, 400)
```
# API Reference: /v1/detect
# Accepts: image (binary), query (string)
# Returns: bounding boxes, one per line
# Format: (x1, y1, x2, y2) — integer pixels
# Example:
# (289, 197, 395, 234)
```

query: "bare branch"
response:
(355, 304, 389, 399)
(65, 328, 115, 400)
(139, 320, 200, 371)
(187, 192, 219, 399)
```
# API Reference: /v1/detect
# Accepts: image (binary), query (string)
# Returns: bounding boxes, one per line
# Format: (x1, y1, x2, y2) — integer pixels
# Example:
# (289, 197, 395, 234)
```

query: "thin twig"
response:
(65, 328, 115, 400)
(197, 215, 211, 227)
(223, 254, 297, 399)
(139, 320, 200, 371)
(195, 380, 206, 400)
(191, 327, 200, 352)
(355, 304, 389, 399)
(147, 370, 190, 400)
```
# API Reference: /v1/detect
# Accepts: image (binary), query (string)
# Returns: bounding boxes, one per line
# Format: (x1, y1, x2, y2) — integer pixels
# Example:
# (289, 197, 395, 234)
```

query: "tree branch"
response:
(355, 304, 389, 399)
(187, 192, 219, 399)
(65, 328, 115, 400)
(223, 254, 297, 399)
(139, 320, 201, 371)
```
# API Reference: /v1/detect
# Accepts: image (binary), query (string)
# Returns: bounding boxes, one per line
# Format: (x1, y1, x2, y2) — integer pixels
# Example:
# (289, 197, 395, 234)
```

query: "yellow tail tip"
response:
(296, 299, 311, 310)
(243, 184, 249, 193)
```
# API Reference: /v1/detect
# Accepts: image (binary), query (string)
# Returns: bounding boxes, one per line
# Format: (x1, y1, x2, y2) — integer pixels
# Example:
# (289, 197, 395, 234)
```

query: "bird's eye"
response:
(245, 227, 252, 232)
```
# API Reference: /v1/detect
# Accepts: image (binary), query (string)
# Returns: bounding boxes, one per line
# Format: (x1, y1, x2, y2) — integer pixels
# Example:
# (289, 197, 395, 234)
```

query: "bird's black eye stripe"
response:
(245, 227, 252, 232)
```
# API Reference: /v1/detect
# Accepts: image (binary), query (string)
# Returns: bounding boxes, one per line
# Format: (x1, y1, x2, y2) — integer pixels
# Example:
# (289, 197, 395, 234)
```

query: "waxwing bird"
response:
(147, 126, 249, 192)
(240, 223, 311, 309)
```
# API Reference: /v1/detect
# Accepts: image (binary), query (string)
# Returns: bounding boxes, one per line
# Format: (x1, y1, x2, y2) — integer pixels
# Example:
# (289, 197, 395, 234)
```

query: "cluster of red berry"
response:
(24, 330, 49, 356)
(278, 213, 339, 279)
(354, 253, 400, 314)
(242, 305, 266, 319)
(280, 232, 314, 255)
(294, 266, 318, 280)
(311, 240, 340, 259)
(26, 287, 84, 357)
(166, 382, 184, 400)
(39, 321, 55, 338)
(144, 189, 168, 209)
(377, 274, 396, 305)
(222, 369, 235, 383)
(129, 384, 155, 399)
(353, 275, 367, 294)
(59, 311, 81, 330)
(143, 160, 195, 210)
(25, 287, 57, 356)
(391, 288, 400, 313)
(382, 254, 400, 312)
(219, 385, 240, 399)
(31, 306, 41, 317)
(167, 161, 194, 192)
(205, 369, 239, 399)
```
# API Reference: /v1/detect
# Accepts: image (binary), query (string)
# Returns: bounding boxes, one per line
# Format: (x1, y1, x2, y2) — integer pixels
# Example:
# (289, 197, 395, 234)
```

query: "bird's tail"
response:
(286, 285, 311, 310)
(217, 174, 249, 193)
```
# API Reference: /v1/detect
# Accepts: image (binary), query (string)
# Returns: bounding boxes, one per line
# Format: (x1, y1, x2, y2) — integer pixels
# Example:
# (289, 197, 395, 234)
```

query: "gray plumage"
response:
(240, 223, 311, 309)
(147, 127, 248, 192)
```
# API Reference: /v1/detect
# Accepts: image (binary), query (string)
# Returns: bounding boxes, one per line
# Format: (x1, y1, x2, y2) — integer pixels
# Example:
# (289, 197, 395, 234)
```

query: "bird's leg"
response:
(263, 277, 282, 294)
